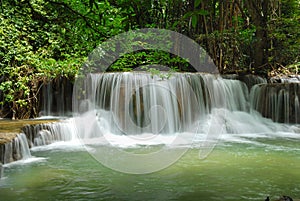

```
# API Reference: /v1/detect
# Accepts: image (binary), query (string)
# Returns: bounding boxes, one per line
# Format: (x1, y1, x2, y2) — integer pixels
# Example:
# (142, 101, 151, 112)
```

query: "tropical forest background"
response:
(0, 0, 299, 119)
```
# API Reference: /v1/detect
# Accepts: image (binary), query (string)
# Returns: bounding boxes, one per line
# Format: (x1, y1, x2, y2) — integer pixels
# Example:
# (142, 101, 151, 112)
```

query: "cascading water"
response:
(39, 77, 73, 117)
(73, 72, 297, 143)
(250, 83, 300, 124)
(222, 74, 267, 91)
(18, 134, 31, 160)
(2, 72, 297, 165)
(21, 120, 78, 147)
(1, 133, 31, 164)
(270, 75, 300, 83)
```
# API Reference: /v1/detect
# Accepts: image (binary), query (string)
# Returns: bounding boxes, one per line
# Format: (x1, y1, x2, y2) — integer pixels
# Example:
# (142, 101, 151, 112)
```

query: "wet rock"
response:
(0, 133, 18, 145)
(0, 162, 3, 178)
(4, 141, 14, 163)
(266, 195, 295, 201)
(0, 144, 4, 164)
(277, 195, 293, 201)
(265, 195, 299, 201)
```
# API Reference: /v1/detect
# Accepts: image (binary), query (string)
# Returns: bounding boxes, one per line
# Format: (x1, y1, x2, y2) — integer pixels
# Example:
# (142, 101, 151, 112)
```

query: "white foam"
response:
(3, 157, 47, 168)
(31, 140, 85, 152)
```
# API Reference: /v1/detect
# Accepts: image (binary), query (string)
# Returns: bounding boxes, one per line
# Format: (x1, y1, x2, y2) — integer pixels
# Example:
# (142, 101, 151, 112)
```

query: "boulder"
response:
(277, 195, 293, 201)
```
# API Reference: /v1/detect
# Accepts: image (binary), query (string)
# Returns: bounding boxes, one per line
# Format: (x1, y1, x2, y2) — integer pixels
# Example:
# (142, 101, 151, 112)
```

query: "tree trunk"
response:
(245, 0, 269, 75)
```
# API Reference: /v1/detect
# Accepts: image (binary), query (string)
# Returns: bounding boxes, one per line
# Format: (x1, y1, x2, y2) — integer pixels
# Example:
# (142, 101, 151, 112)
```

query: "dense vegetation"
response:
(0, 0, 299, 119)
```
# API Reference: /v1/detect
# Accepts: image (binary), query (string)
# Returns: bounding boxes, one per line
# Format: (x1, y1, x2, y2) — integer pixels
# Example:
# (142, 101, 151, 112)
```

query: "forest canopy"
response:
(0, 0, 299, 119)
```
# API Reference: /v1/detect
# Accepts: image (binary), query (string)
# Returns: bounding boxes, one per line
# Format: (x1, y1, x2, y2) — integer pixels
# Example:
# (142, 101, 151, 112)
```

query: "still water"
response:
(1, 133, 299, 201)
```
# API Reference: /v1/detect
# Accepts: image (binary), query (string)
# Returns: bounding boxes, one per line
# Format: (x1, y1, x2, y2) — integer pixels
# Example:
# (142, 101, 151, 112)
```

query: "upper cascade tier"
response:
(73, 72, 254, 134)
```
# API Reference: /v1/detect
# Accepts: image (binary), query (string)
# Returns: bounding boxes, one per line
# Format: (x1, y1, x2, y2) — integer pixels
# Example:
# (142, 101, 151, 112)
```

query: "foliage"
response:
(0, 0, 299, 118)
(268, 1, 300, 74)
(0, 1, 82, 118)
(108, 50, 188, 72)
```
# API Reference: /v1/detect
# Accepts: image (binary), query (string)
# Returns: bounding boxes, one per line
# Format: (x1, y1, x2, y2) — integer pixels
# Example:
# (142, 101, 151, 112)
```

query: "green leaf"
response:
(182, 11, 193, 19)
(192, 15, 198, 28)
(194, 0, 202, 8)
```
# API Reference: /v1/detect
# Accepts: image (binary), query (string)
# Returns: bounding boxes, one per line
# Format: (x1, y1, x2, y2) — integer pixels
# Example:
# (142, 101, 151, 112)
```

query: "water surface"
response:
(1, 134, 299, 201)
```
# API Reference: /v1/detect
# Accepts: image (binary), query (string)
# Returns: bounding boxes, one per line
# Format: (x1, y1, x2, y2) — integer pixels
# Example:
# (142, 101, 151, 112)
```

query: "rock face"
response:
(0, 133, 19, 164)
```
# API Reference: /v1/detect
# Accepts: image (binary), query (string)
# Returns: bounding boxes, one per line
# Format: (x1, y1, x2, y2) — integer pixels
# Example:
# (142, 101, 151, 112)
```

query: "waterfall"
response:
(295, 95, 299, 123)
(3, 141, 13, 163)
(17, 134, 31, 159)
(1, 133, 31, 164)
(1, 72, 299, 166)
(73, 72, 294, 140)
(222, 74, 267, 91)
(250, 83, 300, 124)
(22, 120, 78, 147)
(270, 75, 300, 83)
(39, 77, 73, 117)
(74, 73, 247, 135)
(0, 119, 79, 166)
(0, 162, 3, 178)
